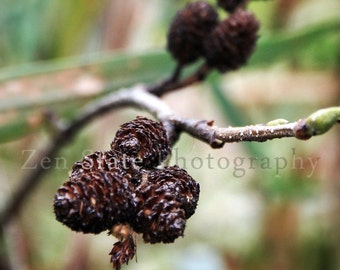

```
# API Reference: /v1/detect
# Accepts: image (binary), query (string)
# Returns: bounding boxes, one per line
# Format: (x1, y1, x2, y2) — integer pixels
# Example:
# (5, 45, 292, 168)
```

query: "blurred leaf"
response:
(0, 0, 105, 65)
(249, 18, 340, 69)
(0, 50, 172, 83)
(0, 50, 174, 143)
(0, 113, 40, 143)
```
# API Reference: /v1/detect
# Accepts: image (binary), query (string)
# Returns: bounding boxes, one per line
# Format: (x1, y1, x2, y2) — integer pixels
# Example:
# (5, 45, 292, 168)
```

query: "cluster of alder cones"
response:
(54, 0, 260, 269)
(167, 0, 258, 72)
(54, 117, 200, 269)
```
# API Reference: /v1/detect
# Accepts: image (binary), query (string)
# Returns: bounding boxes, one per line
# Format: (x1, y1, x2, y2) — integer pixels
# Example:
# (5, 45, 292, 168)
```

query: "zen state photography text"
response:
(21, 148, 320, 179)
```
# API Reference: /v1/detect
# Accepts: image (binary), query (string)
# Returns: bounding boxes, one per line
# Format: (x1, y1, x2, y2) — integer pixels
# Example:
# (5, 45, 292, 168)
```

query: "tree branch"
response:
(0, 84, 339, 226)
(169, 107, 340, 148)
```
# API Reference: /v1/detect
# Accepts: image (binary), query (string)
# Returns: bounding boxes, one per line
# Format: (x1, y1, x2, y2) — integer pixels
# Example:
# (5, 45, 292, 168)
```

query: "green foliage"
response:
(0, 0, 104, 65)
(248, 18, 340, 69)
(0, 51, 174, 143)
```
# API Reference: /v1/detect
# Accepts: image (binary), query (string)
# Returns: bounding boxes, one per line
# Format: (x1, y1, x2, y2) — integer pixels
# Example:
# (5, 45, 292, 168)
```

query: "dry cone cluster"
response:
(167, 0, 259, 72)
(54, 117, 200, 269)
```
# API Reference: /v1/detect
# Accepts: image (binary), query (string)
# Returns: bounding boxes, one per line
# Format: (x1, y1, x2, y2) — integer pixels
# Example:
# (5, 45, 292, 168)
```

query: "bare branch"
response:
(173, 119, 296, 148)
(172, 107, 340, 148)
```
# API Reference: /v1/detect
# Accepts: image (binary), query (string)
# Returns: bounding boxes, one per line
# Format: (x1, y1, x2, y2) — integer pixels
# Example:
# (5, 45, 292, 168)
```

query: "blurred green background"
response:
(0, 0, 339, 269)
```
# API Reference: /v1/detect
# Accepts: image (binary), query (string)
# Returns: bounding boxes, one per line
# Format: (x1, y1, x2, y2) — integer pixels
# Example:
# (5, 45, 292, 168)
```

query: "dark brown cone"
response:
(53, 170, 135, 234)
(148, 166, 200, 219)
(204, 9, 259, 72)
(70, 150, 119, 180)
(217, 0, 248, 12)
(133, 185, 186, 244)
(131, 166, 199, 244)
(167, 1, 219, 65)
(109, 236, 136, 270)
(111, 117, 171, 169)
(70, 150, 142, 186)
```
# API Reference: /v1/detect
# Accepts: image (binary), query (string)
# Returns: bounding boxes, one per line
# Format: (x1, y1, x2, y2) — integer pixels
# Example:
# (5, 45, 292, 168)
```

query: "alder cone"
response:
(132, 183, 186, 244)
(148, 166, 200, 219)
(70, 150, 142, 185)
(167, 1, 219, 65)
(217, 0, 248, 12)
(54, 170, 135, 234)
(111, 117, 171, 169)
(131, 166, 200, 243)
(204, 9, 259, 72)
(70, 151, 119, 180)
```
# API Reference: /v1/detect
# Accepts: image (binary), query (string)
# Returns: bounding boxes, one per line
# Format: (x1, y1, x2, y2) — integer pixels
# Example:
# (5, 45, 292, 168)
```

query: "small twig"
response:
(141, 64, 182, 96)
(173, 107, 340, 148)
(147, 63, 211, 96)
(165, 64, 183, 85)
(173, 119, 296, 148)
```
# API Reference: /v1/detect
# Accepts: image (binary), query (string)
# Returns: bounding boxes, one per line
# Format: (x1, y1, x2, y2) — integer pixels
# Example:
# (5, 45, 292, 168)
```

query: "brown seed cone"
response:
(167, 1, 219, 65)
(148, 166, 200, 219)
(204, 9, 259, 72)
(70, 150, 119, 180)
(217, 0, 248, 12)
(70, 150, 142, 186)
(133, 187, 186, 244)
(109, 235, 136, 270)
(131, 166, 199, 244)
(111, 117, 171, 169)
(53, 170, 135, 234)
